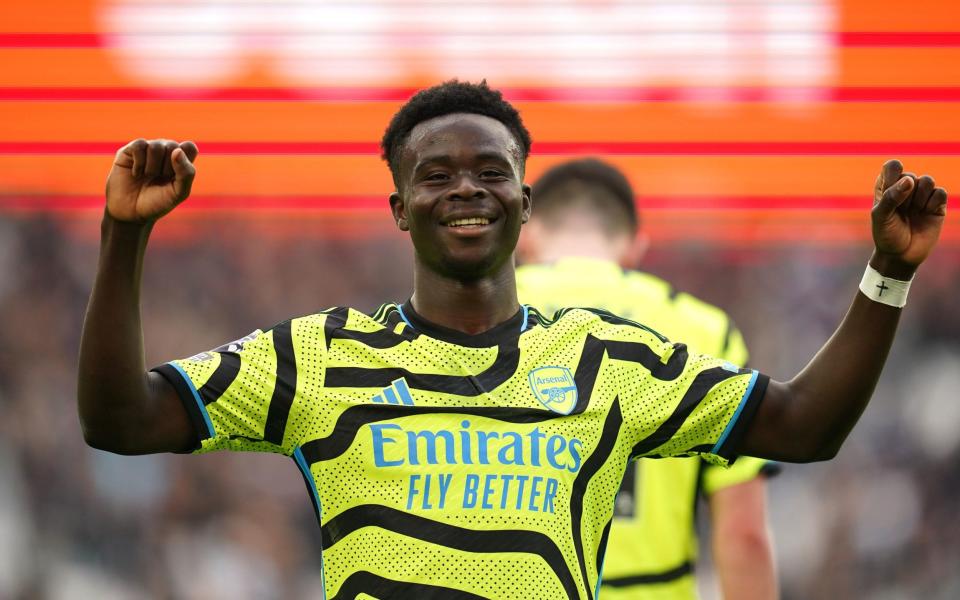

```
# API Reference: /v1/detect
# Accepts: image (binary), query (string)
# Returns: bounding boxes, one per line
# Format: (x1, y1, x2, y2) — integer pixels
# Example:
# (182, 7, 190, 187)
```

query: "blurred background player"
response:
(517, 158, 779, 600)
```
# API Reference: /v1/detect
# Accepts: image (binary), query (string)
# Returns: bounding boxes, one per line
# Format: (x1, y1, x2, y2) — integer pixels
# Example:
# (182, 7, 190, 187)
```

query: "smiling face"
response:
(389, 113, 532, 281)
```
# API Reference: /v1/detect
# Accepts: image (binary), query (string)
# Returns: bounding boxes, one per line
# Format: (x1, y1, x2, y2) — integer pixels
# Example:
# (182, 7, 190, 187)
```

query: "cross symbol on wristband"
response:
(876, 281, 890, 296)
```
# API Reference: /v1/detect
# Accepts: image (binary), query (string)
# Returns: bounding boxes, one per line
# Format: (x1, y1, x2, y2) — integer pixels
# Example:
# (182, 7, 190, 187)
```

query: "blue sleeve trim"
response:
(711, 370, 759, 455)
(167, 362, 216, 440)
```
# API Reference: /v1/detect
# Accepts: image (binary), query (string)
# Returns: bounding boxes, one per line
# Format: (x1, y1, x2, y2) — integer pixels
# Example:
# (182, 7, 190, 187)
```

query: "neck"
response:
(410, 257, 520, 335)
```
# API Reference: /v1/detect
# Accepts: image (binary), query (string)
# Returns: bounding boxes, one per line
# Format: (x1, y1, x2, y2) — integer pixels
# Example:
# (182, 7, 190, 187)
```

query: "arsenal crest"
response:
(528, 366, 578, 415)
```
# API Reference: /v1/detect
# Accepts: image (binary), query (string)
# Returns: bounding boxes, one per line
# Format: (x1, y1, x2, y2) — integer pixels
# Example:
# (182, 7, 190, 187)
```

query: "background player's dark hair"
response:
(532, 158, 639, 236)
(380, 80, 532, 187)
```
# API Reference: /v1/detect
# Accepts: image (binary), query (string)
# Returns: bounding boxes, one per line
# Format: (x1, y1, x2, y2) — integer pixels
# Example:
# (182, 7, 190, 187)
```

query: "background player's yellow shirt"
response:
(153, 300, 768, 600)
(518, 257, 777, 600)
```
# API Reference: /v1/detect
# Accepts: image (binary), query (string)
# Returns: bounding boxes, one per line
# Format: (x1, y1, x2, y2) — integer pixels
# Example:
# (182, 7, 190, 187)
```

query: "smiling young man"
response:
(79, 81, 948, 599)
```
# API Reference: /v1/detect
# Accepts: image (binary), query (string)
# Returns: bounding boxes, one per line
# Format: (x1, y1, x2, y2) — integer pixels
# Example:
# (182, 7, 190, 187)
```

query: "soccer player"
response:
(78, 81, 948, 599)
(516, 158, 778, 599)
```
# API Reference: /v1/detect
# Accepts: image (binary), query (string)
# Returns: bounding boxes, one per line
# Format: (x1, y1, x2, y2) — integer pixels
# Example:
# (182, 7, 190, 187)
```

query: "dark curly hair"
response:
(532, 158, 639, 234)
(380, 80, 532, 187)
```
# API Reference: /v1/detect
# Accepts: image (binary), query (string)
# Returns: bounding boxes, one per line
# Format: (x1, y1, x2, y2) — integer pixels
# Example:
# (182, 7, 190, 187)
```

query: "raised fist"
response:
(872, 159, 948, 270)
(105, 139, 199, 223)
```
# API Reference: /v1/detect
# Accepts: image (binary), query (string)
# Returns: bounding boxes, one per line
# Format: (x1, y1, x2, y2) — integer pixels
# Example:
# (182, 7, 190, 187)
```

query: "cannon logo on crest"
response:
(528, 366, 578, 415)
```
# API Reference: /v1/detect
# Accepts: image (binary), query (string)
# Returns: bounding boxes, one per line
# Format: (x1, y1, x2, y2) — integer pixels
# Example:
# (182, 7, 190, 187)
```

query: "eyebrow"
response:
(413, 151, 515, 174)
(474, 151, 513, 164)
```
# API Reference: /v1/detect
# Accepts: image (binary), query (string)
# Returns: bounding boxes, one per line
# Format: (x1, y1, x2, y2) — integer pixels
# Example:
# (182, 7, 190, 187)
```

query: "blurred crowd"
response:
(1, 214, 958, 599)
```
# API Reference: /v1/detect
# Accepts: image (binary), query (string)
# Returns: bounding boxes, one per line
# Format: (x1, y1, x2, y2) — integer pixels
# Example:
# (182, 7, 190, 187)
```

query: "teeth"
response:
(447, 217, 490, 227)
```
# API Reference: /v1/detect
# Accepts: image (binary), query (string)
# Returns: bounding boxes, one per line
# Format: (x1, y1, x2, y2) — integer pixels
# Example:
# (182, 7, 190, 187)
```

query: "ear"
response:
(621, 230, 650, 268)
(520, 183, 533, 224)
(389, 191, 409, 231)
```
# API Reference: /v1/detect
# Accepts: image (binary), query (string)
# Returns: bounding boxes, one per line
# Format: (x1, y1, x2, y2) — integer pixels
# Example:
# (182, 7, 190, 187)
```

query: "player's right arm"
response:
(77, 139, 199, 455)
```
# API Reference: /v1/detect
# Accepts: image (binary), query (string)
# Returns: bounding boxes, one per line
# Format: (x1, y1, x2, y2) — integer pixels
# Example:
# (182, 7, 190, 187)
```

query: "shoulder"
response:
(621, 269, 675, 302)
(624, 270, 740, 357)
(533, 305, 670, 346)
(278, 304, 401, 338)
(516, 262, 553, 280)
(515, 263, 562, 296)
(666, 291, 741, 358)
(625, 270, 730, 328)
(671, 292, 733, 330)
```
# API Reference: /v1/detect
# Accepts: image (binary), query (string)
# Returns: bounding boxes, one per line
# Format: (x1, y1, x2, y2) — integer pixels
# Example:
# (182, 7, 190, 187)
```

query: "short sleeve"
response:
(702, 456, 781, 495)
(608, 326, 768, 467)
(152, 318, 319, 456)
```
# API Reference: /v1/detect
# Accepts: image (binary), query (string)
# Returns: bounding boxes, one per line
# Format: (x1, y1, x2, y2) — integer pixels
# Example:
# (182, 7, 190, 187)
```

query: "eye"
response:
(480, 169, 508, 180)
(424, 172, 450, 182)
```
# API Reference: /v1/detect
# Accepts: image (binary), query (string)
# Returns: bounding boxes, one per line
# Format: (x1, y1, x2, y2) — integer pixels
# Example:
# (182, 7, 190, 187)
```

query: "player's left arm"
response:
(738, 160, 948, 462)
(709, 477, 778, 600)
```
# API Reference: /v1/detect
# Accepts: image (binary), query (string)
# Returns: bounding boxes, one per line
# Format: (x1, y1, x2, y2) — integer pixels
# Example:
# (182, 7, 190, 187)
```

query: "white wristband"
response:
(859, 264, 912, 308)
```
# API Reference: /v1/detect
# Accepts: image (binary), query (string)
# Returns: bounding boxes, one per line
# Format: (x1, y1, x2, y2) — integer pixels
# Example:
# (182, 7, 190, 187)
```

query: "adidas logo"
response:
(372, 378, 415, 406)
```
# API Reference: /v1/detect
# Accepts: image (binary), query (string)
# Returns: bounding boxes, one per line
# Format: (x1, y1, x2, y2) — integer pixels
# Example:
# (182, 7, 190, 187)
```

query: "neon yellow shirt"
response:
(153, 299, 767, 599)
(518, 257, 776, 599)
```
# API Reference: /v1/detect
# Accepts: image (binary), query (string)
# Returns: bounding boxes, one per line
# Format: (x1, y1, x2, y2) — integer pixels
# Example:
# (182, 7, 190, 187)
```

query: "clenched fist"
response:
(872, 159, 948, 272)
(106, 139, 199, 223)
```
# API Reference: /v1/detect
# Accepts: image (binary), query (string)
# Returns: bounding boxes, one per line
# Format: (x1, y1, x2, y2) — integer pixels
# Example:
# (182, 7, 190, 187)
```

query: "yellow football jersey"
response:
(154, 299, 767, 599)
(518, 257, 776, 600)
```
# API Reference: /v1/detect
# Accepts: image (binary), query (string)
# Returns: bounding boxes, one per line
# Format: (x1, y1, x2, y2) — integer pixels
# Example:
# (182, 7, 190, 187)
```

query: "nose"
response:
(446, 173, 485, 201)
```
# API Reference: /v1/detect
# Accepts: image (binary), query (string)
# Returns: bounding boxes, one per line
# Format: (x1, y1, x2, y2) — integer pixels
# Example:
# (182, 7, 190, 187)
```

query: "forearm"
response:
(78, 214, 158, 451)
(742, 253, 909, 461)
(713, 523, 778, 600)
(711, 480, 778, 600)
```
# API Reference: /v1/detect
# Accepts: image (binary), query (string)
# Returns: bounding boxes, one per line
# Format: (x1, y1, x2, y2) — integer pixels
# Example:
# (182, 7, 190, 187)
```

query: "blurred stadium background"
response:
(1, 0, 959, 598)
